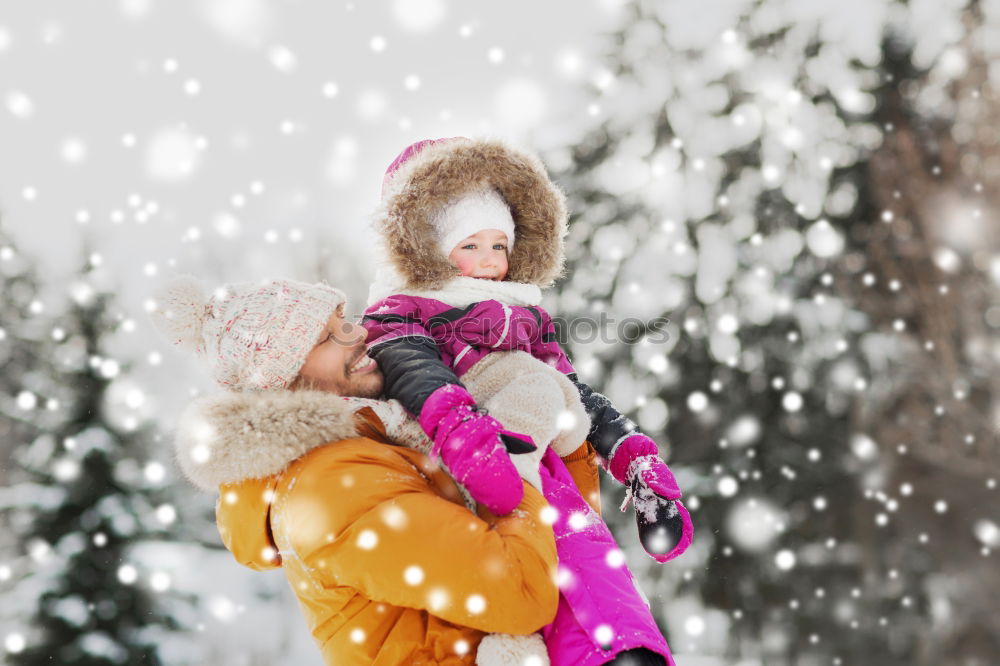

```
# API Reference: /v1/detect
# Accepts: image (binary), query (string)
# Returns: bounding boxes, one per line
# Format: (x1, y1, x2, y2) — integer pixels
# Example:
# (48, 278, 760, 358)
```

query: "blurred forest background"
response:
(1, 1, 999, 664)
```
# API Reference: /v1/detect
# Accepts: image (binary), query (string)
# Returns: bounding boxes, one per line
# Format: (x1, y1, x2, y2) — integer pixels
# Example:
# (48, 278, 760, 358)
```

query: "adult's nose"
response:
(337, 317, 367, 345)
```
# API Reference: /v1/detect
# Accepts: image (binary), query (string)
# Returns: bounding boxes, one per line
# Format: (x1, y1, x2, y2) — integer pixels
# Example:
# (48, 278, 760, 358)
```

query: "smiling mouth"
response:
(348, 354, 375, 375)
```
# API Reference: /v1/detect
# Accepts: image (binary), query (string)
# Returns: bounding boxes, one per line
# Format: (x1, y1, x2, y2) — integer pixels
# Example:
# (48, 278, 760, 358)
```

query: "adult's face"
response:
(294, 311, 384, 398)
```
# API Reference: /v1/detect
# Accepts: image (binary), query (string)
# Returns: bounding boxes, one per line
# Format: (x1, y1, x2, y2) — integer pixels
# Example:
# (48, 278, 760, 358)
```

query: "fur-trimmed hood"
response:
(374, 138, 568, 290)
(173, 390, 417, 491)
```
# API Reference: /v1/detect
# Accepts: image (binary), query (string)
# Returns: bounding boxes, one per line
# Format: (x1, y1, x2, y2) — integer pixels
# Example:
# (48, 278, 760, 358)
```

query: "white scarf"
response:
(367, 262, 542, 308)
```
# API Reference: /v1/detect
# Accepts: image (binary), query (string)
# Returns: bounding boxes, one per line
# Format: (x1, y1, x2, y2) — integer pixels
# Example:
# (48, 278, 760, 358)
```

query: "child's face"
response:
(447, 229, 509, 281)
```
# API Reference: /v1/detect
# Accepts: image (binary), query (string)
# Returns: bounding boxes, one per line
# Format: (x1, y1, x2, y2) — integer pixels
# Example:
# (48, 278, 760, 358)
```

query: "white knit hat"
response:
(432, 187, 516, 258)
(150, 276, 346, 392)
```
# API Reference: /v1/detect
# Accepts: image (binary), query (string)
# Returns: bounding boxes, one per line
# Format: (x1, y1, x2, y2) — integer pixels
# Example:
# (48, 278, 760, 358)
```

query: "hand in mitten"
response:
(419, 384, 536, 515)
(607, 434, 693, 562)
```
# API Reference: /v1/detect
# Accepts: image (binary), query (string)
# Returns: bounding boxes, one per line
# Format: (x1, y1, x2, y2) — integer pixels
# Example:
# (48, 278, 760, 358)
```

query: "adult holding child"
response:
(151, 138, 683, 666)
(152, 277, 561, 664)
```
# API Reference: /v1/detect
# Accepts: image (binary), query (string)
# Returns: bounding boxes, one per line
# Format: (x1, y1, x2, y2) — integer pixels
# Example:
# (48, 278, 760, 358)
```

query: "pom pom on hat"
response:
(151, 275, 211, 353)
(150, 275, 346, 392)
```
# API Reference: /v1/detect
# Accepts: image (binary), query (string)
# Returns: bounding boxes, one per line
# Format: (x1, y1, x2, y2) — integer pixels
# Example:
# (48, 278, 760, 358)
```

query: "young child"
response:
(363, 138, 692, 665)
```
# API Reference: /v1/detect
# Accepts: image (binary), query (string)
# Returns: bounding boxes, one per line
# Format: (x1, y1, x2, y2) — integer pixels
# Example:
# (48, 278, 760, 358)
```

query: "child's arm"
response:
(363, 296, 535, 515)
(568, 373, 693, 562)
(567, 373, 639, 461)
(535, 292, 659, 476)
(362, 301, 463, 418)
(362, 296, 533, 451)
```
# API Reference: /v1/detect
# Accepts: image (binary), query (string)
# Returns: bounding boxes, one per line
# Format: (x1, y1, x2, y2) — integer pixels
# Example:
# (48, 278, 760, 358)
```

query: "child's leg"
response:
(538, 449, 674, 666)
(604, 648, 667, 666)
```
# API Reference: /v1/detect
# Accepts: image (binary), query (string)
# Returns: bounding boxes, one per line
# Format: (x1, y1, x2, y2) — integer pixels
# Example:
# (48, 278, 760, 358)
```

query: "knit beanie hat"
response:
(150, 275, 346, 392)
(432, 187, 516, 258)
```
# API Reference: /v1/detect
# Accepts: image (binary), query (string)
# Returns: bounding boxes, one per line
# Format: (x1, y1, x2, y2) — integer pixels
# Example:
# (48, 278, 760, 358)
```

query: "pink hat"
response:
(381, 137, 458, 196)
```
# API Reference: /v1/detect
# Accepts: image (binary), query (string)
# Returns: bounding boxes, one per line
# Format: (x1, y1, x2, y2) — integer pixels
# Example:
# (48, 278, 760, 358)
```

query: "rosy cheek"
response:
(452, 255, 476, 277)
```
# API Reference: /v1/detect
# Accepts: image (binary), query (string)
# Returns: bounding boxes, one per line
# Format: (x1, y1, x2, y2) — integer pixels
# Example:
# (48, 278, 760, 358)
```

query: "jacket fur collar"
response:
(374, 138, 567, 291)
(173, 390, 419, 491)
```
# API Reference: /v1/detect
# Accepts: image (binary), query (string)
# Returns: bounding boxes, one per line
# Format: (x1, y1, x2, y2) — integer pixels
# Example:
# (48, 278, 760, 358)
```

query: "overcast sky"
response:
(0, 0, 619, 305)
(0, 0, 630, 424)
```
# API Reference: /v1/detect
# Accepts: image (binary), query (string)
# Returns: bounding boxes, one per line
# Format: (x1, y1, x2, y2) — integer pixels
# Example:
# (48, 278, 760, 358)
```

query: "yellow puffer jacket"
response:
(174, 390, 600, 665)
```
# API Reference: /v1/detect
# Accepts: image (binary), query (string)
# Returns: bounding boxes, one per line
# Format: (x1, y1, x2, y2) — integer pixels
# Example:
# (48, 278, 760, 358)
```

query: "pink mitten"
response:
(419, 384, 535, 515)
(608, 434, 693, 562)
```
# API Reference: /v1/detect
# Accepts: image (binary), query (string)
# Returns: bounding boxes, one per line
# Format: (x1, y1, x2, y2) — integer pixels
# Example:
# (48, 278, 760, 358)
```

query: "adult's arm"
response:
(560, 441, 602, 516)
(276, 438, 559, 635)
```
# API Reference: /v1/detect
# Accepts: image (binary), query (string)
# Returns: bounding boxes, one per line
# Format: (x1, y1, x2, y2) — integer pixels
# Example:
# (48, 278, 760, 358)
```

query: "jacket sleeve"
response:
(533, 306, 577, 375)
(278, 440, 559, 636)
(362, 298, 463, 417)
(567, 373, 639, 463)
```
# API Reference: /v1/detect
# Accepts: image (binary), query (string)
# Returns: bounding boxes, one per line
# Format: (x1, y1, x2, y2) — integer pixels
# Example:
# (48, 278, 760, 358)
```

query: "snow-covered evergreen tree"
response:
(548, 1, 1000, 663)
(3, 247, 183, 665)
(0, 221, 72, 653)
(0, 222, 58, 484)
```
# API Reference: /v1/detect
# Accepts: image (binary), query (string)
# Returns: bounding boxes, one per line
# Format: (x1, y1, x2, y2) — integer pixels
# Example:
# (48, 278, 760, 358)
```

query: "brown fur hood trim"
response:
(375, 138, 568, 290)
(173, 390, 368, 491)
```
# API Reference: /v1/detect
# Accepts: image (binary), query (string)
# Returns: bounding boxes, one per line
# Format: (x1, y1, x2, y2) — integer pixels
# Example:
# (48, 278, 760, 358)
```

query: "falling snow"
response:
(0, 1, 998, 665)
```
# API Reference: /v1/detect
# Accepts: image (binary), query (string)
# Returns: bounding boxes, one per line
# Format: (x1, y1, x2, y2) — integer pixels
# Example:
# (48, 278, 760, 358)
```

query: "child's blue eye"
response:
(462, 244, 476, 250)
(493, 244, 507, 251)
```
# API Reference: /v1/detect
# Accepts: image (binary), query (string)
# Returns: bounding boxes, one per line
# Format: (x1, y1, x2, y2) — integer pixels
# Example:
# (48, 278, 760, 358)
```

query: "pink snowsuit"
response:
(363, 293, 675, 666)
